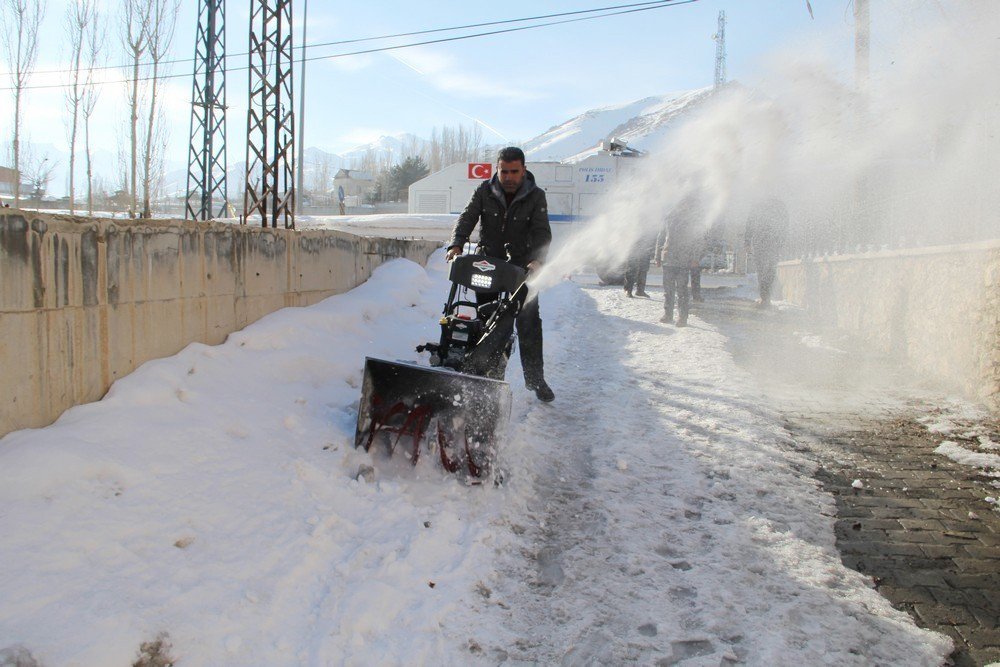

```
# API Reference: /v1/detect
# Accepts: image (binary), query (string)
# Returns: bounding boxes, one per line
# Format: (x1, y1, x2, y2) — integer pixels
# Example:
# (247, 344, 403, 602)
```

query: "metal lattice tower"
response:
(185, 0, 228, 221)
(713, 10, 727, 88)
(243, 0, 295, 229)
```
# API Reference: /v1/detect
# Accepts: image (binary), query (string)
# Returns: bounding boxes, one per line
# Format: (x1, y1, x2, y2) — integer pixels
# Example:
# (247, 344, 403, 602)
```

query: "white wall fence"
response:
(778, 240, 1000, 411)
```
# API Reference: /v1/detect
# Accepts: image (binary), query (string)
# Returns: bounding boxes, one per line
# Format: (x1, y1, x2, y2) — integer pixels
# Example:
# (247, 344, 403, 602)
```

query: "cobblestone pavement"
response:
(696, 292, 1000, 667)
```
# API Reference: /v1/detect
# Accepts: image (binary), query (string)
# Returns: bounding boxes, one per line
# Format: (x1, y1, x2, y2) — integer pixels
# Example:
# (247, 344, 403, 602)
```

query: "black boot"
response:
(527, 379, 555, 402)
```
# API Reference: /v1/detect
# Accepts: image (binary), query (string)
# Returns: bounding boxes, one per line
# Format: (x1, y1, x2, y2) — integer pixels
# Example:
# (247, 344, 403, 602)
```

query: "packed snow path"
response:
(0, 256, 951, 666)
(466, 275, 950, 665)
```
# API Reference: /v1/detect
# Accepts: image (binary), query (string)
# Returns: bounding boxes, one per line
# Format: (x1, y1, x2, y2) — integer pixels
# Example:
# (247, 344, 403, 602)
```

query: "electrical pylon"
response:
(242, 0, 295, 229)
(185, 0, 228, 221)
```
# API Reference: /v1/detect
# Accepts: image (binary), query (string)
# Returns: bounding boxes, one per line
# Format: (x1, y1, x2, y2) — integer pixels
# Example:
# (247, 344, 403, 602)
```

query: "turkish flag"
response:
(468, 163, 493, 180)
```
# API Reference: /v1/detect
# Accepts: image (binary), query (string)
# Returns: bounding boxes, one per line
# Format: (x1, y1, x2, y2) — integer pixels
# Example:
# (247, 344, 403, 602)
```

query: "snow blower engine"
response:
(354, 253, 528, 480)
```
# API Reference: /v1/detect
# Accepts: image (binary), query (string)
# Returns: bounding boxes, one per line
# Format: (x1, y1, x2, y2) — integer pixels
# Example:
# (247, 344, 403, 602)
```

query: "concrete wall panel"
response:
(0, 211, 439, 437)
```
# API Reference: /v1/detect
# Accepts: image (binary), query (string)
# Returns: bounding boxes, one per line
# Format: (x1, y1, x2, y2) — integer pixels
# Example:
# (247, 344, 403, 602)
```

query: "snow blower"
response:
(354, 253, 528, 480)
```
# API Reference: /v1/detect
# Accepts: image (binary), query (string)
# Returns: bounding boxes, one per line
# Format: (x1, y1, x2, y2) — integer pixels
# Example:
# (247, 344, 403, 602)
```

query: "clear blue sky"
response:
(2, 0, 869, 170)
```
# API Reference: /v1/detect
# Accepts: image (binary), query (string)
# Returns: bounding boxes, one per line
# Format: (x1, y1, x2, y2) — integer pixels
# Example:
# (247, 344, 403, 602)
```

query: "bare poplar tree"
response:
(121, 0, 152, 217)
(1, 0, 46, 206)
(469, 124, 483, 160)
(64, 0, 97, 214)
(144, 105, 169, 212)
(441, 126, 455, 165)
(114, 121, 130, 213)
(457, 125, 468, 162)
(312, 154, 332, 198)
(420, 123, 485, 170)
(427, 127, 441, 172)
(139, 0, 179, 218)
(400, 135, 423, 167)
(80, 10, 103, 215)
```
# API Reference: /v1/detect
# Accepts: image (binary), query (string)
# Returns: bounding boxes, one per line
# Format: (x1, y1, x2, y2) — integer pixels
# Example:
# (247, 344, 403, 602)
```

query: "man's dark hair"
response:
(497, 146, 526, 165)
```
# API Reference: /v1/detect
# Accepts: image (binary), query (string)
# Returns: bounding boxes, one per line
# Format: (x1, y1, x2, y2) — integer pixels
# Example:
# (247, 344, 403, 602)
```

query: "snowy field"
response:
(0, 250, 957, 666)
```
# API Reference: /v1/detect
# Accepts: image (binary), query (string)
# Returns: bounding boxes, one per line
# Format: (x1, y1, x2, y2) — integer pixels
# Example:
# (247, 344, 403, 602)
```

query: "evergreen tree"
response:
(387, 156, 429, 201)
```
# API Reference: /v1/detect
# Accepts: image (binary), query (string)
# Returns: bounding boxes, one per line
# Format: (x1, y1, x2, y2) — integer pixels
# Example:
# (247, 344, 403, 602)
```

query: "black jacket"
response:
(745, 197, 789, 255)
(448, 171, 552, 268)
(655, 193, 704, 268)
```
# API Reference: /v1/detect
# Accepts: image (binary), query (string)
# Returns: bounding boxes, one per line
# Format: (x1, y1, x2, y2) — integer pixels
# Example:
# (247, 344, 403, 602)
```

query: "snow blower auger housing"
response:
(355, 254, 528, 481)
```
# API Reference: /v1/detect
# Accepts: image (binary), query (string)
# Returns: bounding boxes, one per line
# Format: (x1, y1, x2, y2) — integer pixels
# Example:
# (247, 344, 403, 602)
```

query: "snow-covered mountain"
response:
(28, 86, 720, 199)
(523, 86, 716, 163)
(338, 133, 426, 166)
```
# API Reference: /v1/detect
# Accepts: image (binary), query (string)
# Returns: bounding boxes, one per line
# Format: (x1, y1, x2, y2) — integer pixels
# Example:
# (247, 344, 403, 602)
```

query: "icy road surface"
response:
(0, 255, 951, 666)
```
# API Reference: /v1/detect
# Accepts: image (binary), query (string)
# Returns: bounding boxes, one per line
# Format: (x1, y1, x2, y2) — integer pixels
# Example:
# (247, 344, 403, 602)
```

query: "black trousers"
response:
(690, 266, 702, 300)
(754, 252, 778, 303)
(477, 291, 545, 386)
(662, 265, 690, 321)
(624, 253, 651, 293)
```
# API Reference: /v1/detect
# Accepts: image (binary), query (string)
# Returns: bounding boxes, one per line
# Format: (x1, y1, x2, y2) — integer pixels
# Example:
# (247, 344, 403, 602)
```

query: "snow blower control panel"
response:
(416, 254, 527, 373)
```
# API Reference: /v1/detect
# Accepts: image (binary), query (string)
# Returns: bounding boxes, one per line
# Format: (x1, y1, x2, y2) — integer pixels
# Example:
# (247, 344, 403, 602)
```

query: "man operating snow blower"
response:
(445, 146, 555, 403)
(354, 147, 553, 481)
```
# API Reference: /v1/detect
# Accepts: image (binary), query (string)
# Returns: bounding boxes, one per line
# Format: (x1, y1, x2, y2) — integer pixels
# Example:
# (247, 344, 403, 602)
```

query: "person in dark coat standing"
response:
(654, 193, 704, 326)
(445, 147, 555, 402)
(745, 197, 789, 308)
(623, 228, 656, 298)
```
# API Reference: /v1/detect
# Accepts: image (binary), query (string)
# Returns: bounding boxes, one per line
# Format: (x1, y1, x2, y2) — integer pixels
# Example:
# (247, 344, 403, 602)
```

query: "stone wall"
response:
(778, 240, 1000, 410)
(0, 211, 440, 437)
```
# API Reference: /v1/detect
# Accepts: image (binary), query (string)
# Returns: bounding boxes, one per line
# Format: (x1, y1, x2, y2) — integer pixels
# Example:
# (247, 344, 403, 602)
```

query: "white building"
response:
(407, 142, 644, 221)
(333, 169, 374, 207)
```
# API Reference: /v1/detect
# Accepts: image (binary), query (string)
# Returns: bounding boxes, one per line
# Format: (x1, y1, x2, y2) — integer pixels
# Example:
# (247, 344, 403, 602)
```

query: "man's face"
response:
(497, 159, 525, 194)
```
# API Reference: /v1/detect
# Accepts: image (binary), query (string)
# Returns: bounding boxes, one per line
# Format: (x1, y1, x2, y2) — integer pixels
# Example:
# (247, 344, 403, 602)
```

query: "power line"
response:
(19, 0, 684, 79)
(1, 0, 698, 91)
(301, 1, 699, 66)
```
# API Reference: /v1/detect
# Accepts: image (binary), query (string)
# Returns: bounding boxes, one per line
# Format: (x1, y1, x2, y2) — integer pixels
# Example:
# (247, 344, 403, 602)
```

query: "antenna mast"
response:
(713, 10, 727, 88)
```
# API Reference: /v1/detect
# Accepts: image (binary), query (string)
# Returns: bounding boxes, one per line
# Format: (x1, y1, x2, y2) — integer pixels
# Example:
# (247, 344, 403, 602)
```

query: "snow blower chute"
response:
(355, 253, 528, 479)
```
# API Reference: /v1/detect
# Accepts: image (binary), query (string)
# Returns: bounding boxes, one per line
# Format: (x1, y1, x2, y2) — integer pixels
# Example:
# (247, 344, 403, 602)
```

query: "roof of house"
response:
(333, 169, 374, 181)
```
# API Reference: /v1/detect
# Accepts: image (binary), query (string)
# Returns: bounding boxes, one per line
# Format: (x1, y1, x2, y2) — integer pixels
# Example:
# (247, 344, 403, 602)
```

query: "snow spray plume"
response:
(530, 0, 1000, 293)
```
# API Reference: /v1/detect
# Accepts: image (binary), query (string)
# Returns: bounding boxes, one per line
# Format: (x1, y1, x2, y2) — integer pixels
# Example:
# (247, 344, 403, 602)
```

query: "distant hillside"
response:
(29, 86, 723, 199)
(522, 86, 717, 162)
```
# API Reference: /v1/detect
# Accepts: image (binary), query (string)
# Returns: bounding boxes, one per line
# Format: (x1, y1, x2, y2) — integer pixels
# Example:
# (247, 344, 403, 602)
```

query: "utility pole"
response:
(243, 0, 295, 229)
(713, 10, 727, 88)
(185, 0, 228, 221)
(851, 0, 872, 249)
(854, 0, 870, 90)
(296, 0, 308, 215)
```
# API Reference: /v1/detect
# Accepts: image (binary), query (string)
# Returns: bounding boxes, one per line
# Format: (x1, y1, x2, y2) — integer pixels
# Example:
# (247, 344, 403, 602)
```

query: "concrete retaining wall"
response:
(0, 211, 440, 437)
(777, 240, 1000, 410)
